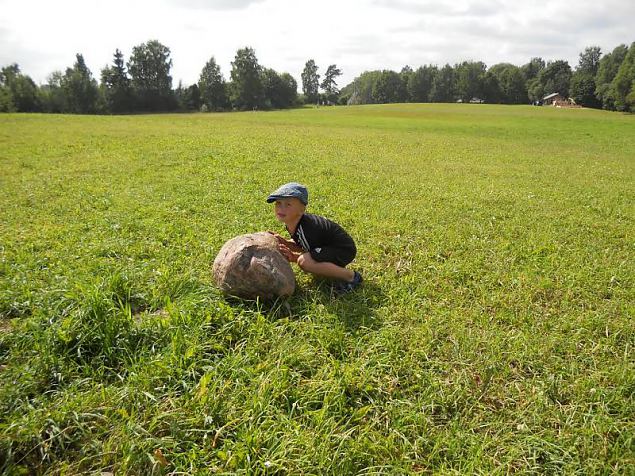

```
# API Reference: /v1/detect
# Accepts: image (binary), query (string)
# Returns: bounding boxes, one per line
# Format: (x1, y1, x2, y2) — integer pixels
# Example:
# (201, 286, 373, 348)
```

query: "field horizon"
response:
(1, 104, 634, 474)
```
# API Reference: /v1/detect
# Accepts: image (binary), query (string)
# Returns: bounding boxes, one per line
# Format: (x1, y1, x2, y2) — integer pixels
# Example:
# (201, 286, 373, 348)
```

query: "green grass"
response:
(1, 104, 634, 474)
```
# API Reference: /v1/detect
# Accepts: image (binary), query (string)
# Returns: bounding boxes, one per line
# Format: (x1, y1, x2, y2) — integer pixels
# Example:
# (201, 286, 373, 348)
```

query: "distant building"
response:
(542, 92, 564, 105)
(542, 92, 581, 108)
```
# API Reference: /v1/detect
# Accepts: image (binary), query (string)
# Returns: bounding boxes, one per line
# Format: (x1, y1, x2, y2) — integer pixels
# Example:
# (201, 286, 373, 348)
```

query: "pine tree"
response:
(101, 49, 133, 113)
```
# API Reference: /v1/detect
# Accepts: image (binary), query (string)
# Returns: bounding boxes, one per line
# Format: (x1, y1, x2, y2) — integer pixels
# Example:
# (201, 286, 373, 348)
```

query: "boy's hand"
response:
(278, 243, 300, 263)
(267, 231, 287, 244)
(268, 231, 298, 248)
(267, 231, 303, 259)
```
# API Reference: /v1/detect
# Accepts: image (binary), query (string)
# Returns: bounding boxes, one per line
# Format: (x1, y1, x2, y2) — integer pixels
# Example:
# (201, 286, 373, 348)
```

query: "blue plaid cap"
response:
(266, 182, 308, 205)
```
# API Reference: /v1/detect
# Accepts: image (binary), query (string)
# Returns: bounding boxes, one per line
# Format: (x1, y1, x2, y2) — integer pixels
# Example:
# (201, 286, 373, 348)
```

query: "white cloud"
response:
(0, 0, 632, 89)
(161, 0, 265, 9)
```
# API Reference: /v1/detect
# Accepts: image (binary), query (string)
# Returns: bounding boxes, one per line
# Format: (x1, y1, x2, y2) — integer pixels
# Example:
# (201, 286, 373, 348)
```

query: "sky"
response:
(1, 0, 633, 89)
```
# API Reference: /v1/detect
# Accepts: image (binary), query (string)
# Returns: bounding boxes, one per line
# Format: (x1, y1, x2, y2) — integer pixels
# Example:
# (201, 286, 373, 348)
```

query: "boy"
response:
(266, 182, 363, 295)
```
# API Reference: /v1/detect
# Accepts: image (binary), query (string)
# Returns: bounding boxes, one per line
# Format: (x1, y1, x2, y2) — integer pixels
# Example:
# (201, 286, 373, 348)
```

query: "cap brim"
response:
(266, 194, 307, 204)
(267, 194, 294, 203)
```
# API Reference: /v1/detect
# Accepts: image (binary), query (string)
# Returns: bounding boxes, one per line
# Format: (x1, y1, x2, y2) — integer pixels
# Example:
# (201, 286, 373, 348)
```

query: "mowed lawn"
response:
(0, 104, 633, 474)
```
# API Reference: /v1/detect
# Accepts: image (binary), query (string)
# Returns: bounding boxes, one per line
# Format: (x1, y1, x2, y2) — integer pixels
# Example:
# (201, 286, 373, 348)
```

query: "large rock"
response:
(213, 232, 295, 299)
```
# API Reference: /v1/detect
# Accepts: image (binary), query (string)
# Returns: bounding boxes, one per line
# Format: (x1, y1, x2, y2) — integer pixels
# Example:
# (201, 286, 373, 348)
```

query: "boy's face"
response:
(274, 198, 305, 224)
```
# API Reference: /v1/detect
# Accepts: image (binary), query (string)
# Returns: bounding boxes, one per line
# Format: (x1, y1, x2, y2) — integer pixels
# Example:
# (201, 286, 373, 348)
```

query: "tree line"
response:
(342, 43, 635, 111)
(0, 41, 337, 114)
(1, 40, 633, 114)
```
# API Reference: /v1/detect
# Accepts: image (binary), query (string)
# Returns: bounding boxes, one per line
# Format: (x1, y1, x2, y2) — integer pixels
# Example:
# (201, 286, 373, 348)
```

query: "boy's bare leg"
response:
(296, 253, 355, 282)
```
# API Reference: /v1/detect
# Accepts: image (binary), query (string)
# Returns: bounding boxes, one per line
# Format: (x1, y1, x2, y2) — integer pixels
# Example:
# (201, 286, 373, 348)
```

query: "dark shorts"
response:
(310, 246, 356, 267)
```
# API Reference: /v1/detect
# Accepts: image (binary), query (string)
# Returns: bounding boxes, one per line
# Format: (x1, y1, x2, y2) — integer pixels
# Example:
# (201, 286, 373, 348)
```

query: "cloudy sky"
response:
(1, 0, 633, 88)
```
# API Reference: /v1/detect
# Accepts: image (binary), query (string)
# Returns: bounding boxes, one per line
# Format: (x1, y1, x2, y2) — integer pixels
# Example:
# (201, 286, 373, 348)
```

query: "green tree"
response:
(455, 61, 486, 101)
(175, 82, 201, 111)
(0, 84, 12, 111)
(481, 71, 502, 103)
(320, 64, 342, 104)
(262, 68, 282, 109)
(570, 73, 599, 107)
(1, 64, 20, 113)
(534, 60, 572, 99)
(340, 70, 382, 105)
(489, 63, 527, 103)
(372, 70, 406, 103)
(301, 59, 320, 104)
(610, 42, 635, 112)
(13, 75, 41, 112)
(578, 46, 602, 76)
(527, 77, 544, 103)
(570, 46, 602, 108)
(62, 54, 99, 114)
(62, 55, 97, 114)
(0, 63, 40, 112)
(0, 87, 12, 111)
(595, 44, 628, 110)
(263, 69, 297, 109)
(626, 87, 635, 111)
(399, 66, 413, 102)
(430, 64, 455, 102)
(188, 84, 201, 111)
(229, 47, 264, 110)
(199, 56, 228, 111)
(101, 49, 133, 113)
(407, 65, 437, 102)
(38, 71, 65, 113)
(521, 57, 545, 81)
(127, 40, 175, 112)
(279, 73, 298, 107)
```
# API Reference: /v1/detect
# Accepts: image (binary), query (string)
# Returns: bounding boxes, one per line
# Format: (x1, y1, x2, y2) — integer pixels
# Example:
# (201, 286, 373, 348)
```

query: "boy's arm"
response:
(283, 240, 303, 253)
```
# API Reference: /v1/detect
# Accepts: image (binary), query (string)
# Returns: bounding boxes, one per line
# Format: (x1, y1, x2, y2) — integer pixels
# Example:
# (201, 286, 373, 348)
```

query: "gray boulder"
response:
(213, 232, 295, 299)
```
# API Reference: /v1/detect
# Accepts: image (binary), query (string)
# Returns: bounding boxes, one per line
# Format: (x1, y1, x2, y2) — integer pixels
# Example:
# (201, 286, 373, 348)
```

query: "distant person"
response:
(266, 182, 362, 295)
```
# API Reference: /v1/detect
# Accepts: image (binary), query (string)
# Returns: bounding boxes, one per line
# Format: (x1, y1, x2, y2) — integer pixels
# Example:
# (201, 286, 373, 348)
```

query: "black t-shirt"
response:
(288, 213, 356, 254)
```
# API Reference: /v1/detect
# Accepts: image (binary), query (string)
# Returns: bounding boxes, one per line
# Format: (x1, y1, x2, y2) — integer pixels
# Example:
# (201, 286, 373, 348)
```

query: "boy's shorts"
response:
(310, 246, 356, 267)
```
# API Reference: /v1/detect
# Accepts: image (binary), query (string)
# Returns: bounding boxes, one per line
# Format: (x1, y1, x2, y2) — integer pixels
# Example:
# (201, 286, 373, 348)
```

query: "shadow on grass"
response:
(291, 276, 387, 332)
(223, 276, 386, 332)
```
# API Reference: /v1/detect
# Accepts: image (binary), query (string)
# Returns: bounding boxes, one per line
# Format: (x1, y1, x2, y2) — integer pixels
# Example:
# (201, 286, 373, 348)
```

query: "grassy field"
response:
(0, 104, 634, 474)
